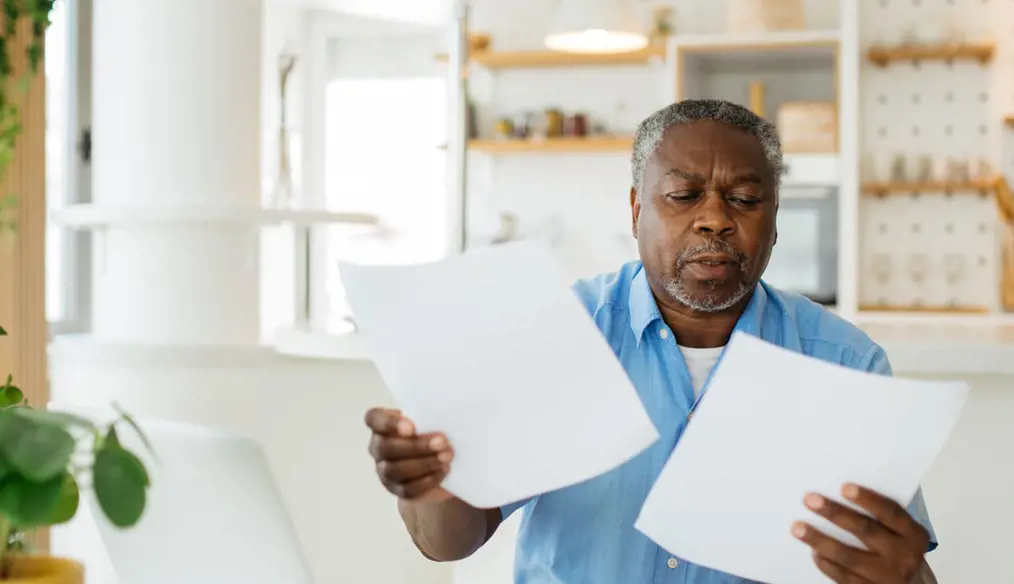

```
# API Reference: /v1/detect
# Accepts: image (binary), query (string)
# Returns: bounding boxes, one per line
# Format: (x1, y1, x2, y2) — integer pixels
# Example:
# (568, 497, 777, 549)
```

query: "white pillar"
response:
(91, 0, 262, 345)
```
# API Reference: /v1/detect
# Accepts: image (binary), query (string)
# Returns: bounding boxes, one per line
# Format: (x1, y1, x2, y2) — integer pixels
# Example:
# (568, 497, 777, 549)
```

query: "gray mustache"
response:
(675, 240, 748, 269)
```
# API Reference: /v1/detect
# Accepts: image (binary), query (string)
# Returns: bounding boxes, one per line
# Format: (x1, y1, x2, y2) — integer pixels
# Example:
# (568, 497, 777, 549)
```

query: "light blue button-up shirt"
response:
(500, 260, 937, 584)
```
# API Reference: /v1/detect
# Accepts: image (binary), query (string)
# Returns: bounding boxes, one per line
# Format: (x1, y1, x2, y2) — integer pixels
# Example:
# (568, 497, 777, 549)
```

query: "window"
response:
(322, 77, 448, 326)
(45, 0, 89, 334)
(299, 24, 452, 333)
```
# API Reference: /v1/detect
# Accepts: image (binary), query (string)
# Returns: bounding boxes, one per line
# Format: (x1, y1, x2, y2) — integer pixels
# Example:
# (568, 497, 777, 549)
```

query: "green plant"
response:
(0, 324, 153, 577)
(0, 0, 57, 235)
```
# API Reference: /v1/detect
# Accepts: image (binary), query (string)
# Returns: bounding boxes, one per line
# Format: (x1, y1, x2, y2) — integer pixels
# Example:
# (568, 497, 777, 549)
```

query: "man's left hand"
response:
(792, 483, 930, 583)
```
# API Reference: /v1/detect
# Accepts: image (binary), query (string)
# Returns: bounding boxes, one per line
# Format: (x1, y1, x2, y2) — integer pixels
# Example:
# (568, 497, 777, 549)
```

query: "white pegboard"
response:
(857, 0, 1014, 311)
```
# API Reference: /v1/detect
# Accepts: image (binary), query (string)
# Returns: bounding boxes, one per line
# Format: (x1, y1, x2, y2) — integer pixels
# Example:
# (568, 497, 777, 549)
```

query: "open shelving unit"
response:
(50, 205, 380, 229)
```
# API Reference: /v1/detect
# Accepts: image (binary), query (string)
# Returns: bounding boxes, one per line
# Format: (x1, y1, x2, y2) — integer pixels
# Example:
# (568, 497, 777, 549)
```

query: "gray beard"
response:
(663, 240, 753, 313)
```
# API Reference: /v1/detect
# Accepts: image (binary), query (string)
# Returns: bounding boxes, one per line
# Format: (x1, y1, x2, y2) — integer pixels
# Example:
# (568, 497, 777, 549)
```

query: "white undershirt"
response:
(678, 345, 726, 398)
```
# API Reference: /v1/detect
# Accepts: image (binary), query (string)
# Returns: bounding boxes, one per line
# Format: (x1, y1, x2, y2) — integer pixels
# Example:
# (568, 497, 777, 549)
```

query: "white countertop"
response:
(271, 318, 1014, 377)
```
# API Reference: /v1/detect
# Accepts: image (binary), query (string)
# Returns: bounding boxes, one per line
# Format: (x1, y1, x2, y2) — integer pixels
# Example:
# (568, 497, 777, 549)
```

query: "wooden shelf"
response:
(1004, 115, 1014, 127)
(866, 42, 994, 66)
(861, 180, 997, 196)
(437, 47, 665, 70)
(465, 137, 633, 154)
(859, 305, 992, 315)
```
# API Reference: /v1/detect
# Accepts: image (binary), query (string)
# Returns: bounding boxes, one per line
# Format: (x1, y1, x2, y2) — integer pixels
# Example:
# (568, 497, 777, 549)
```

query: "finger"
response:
(842, 484, 922, 538)
(812, 552, 875, 584)
(369, 433, 451, 461)
(803, 493, 898, 554)
(392, 471, 448, 500)
(792, 522, 885, 583)
(364, 407, 414, 437)
(378, 455, 448, 484)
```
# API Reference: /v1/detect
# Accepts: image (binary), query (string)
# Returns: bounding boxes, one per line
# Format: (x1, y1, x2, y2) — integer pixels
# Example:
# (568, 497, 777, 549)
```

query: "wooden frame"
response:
(866, 42, 995, 67)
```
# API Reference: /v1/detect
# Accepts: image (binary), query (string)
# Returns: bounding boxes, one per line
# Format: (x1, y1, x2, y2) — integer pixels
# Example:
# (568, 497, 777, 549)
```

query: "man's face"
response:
(630, 120, 777, 313)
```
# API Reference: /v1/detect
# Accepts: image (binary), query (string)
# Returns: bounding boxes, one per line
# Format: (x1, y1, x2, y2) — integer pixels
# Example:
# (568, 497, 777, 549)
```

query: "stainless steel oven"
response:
(762, 155, 839, 306)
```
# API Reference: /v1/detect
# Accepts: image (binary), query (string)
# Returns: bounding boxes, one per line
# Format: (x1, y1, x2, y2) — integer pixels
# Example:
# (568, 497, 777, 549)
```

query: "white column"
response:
(91, 0, 262, 345)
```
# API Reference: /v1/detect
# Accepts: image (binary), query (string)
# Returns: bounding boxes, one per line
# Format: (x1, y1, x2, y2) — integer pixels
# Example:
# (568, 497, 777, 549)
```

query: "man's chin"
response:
(671, 279, 752, 313)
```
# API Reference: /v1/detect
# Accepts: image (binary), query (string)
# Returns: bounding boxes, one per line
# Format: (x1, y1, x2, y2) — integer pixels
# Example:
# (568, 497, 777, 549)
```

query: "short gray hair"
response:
(631, 99, 784, 193)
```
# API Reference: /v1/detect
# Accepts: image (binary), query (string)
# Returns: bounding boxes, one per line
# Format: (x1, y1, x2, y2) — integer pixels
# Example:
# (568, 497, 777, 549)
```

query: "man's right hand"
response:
(365, 407, 454, 502)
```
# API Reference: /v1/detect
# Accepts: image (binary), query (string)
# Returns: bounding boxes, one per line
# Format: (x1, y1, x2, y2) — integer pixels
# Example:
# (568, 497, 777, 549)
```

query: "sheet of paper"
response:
(635, 332, 968, 584)
(339, 241, 660, 509)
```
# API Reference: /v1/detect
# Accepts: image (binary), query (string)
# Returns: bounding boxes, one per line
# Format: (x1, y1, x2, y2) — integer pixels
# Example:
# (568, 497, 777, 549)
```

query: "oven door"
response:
(762, 186, 838, 306)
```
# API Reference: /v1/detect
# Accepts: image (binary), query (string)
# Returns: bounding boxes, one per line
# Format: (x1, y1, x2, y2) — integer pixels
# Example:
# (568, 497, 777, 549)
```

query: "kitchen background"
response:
(42, 1, 1014, 584)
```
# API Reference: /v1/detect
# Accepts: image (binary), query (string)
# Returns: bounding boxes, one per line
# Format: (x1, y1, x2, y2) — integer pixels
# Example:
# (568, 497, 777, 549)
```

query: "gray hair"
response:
(631, 99, 784, 193)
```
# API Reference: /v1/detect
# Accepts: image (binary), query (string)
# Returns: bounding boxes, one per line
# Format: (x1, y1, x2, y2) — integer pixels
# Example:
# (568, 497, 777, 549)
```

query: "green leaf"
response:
(93, 446, 148, 527)
(0, 384, 23, 407)
(50, 472, 79, 524)
(112, 403, 158, 464)
(0, 454, 10, 482)
(0, 324, 6, 335)
(0, 473, 64, 527)
(104, 425, 120, 449)
(12, 407, 95, 431)
(0, 410, 75, 483)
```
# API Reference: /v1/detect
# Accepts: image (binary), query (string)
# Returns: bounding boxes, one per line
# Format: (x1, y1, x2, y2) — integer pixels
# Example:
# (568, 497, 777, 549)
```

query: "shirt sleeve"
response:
(861, 344, 939, 552)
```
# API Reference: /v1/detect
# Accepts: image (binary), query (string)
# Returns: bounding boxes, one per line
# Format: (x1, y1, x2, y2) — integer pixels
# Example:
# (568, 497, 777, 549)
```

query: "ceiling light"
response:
(544, 0, 648, 54)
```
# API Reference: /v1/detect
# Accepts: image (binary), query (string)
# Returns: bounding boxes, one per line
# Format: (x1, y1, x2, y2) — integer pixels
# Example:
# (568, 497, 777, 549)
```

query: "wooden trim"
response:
(0, 17, 49, 552)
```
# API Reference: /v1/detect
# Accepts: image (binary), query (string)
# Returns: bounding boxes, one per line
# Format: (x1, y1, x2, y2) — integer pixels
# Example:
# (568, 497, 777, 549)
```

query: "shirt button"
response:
(659, 329, 670, 340)
(667, 557, 679, 569)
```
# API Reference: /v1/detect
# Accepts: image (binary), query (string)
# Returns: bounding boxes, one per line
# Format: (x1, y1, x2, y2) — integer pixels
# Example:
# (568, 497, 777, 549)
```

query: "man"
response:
(365, 99, 938, 583)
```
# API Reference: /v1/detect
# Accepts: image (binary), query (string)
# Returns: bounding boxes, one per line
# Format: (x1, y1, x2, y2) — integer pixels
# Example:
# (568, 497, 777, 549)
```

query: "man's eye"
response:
(665, 191, 700, 201)
(730, 197, 762, 205)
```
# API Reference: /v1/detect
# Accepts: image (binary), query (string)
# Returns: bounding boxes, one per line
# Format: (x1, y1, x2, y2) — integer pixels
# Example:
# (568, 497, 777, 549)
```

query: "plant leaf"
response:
(50, 472, 79, 524)
(0, 384, 23, 407)
(12, 407, 95, 430)
(112, 403, 158, 463)
(0, 472, 64, 527)
(0, 324, 6, 335)
(93, 446, 147, 527)
(0, 409, 76, 483)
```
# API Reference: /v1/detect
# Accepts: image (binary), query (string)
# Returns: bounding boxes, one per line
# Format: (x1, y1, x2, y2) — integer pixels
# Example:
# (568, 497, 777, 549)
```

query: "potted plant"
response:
(0, 324, 153, 583)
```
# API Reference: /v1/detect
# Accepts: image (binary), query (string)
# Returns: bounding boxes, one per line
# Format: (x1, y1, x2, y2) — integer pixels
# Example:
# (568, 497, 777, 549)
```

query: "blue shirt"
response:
(500, 260, 937, 584)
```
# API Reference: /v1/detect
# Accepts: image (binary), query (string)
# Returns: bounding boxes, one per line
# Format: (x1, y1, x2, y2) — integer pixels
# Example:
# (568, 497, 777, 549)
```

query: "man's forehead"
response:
(651, 122, 768, 167)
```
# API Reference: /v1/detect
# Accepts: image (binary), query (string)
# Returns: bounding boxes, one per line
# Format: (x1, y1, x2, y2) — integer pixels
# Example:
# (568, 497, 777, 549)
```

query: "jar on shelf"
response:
(563, 113, 588, 138)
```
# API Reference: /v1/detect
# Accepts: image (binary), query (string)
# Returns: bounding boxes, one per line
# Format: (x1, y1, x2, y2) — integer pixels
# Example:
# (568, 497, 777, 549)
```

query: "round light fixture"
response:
(544, 0, 648, 54)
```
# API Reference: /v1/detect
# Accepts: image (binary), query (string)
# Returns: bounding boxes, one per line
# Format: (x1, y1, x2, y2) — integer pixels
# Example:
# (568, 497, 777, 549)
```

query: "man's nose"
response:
(692, 192, 736, 237)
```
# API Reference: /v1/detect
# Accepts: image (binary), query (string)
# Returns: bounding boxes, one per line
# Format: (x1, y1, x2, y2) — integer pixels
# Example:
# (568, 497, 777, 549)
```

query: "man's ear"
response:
(630, 187, 640, 239)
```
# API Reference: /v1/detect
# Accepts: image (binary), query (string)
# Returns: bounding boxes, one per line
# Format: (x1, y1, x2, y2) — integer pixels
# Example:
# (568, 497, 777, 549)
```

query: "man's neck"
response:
(652, 288, 753, 349)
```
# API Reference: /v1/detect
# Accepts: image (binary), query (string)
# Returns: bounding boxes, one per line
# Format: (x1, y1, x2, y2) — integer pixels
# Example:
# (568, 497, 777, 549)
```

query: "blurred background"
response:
(0, 0, 1011, 582)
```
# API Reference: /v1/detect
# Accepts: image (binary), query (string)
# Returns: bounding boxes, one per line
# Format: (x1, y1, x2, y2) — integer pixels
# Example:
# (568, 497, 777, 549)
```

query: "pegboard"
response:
(858, 0, 1014, 311)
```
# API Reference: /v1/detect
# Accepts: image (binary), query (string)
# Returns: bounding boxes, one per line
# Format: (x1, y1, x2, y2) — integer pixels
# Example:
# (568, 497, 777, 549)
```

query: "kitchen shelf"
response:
(861, 180, 997, 196)
(437, 46, 665, 70)
(866, 41, 995, 66)
(677, 29, 839, 56)
(51, 205, 380, 229)
(465, 137, 633, 154)
(858, 305, 991, 315)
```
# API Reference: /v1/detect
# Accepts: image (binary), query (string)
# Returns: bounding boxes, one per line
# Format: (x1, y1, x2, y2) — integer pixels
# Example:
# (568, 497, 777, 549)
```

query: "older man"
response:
(364, 99, 938, 584)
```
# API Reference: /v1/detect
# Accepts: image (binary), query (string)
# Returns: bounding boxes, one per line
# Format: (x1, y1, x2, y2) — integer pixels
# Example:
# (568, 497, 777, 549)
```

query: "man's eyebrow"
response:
(731, 172, 764, 185)
(665, 168, 707, 182)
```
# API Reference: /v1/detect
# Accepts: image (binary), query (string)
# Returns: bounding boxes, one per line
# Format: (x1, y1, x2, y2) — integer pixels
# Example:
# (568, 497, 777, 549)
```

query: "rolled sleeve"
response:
(500, 497, 533, 521)
(860, 344, 939, 552)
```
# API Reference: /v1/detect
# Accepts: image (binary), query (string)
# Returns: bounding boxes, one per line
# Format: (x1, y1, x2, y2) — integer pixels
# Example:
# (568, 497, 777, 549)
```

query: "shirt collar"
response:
(627, 263, 768, 346)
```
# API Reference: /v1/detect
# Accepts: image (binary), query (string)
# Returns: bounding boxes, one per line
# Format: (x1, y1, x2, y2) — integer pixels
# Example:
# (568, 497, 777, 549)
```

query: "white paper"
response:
(340, 241, 660, 509)
(635, 332, 968, 584)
